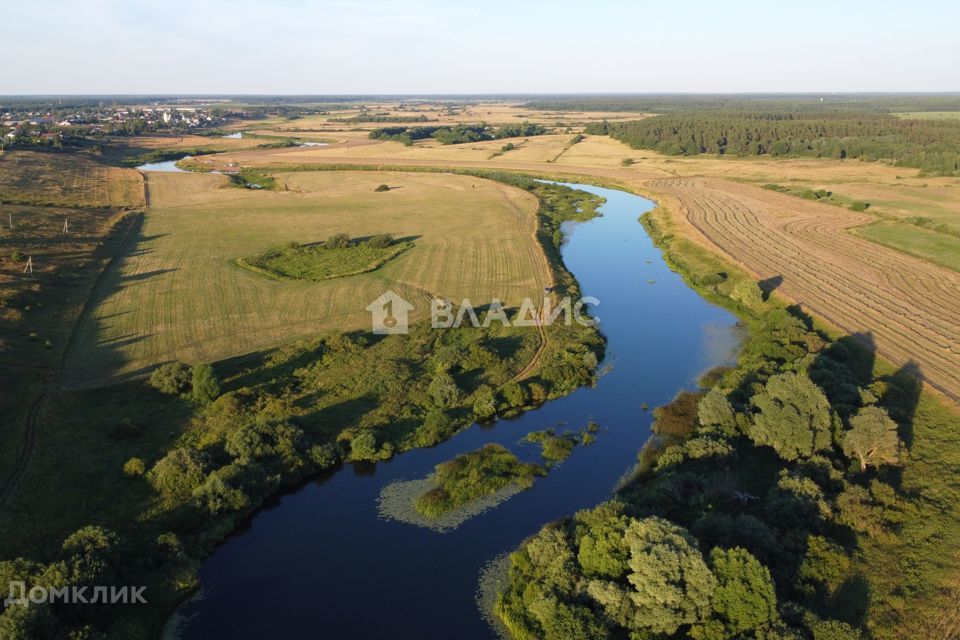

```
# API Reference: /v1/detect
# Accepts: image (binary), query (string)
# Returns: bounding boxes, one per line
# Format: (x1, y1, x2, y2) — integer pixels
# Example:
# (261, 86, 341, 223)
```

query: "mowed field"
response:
(63, 170, 549, 386)
(0, 150, 145, 208)
(648, 177, 960, 401)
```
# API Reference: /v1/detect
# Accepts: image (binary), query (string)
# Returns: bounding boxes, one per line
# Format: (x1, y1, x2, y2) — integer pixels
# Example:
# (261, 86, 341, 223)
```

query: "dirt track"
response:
(202, 149, 960, 404)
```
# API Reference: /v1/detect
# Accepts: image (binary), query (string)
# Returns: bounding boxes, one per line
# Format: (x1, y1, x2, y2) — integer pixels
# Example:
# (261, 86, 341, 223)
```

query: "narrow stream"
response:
(168, 182, 741, 639)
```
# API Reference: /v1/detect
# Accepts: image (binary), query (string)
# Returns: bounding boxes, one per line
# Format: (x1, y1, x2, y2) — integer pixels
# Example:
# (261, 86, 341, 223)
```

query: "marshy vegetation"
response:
(412, 443, 545, 518)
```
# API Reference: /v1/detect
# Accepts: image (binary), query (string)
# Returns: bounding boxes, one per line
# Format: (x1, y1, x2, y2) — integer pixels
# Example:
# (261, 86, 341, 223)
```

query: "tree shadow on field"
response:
(758, 274, 784, 301)
(810, 332, 877, 421)
(299, 394, 379, 436)
(60, 215, 178, 388)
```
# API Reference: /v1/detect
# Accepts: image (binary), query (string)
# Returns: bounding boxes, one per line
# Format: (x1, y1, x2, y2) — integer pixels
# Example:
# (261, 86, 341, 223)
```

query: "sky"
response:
(3, 0, 959, 94)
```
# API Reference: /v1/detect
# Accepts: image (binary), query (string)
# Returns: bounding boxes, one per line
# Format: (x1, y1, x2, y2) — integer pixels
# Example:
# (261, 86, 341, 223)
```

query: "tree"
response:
(575, 504, 631, 579)
(350, 429, 378, 460)
(191, 363, 220, 404)
(472, 385, 497, 420)
(501, 381, 528, 408)
(193, 472, 249, 514)
(123, 457, 146, 477)
(590, 517, 716, 635)
(697, 387, 736, 431)
(750, 372, 833, 460)
(708, 547, 778, 634)
(149, 361, 192, 395)
(147, 447, 206, 502)
(842, 406, 904, 471)
(731, 279, 764, 307)
(427, 370, 462, 408)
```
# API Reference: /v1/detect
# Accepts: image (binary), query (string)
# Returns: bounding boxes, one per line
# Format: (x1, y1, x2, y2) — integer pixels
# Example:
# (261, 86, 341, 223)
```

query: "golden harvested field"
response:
(647, 177, 960, 402)
(63, 170, 549, 386)
(0, 150, 144, 209)
(231, 102, 650, 136)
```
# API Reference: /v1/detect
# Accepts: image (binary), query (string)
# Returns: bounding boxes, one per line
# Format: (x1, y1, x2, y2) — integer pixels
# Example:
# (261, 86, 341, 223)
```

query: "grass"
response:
(239, 238, 413, 281)
(0, 150, 144, 208)
(412, 443, 544, 518)
(62, 170, 551, 386)
(855, 221, 960, 272)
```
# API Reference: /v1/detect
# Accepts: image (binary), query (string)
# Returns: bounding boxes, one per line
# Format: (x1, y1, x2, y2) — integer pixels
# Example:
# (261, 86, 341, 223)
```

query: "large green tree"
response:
(750, 372, 833, 460)
(588, 517, 716, 635)
(843, 405, 904, 471)
(708, 547, 778, 634)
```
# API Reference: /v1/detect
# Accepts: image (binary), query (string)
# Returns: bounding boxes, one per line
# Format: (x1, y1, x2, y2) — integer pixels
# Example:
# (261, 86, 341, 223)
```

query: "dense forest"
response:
(369, 123, 547, 145)
(524, 94, 960, 113)
(586, 112, 960, 174)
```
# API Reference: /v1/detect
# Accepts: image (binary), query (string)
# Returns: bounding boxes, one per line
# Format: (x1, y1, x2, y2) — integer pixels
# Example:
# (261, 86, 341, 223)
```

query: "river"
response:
(167, 181, 741, 639)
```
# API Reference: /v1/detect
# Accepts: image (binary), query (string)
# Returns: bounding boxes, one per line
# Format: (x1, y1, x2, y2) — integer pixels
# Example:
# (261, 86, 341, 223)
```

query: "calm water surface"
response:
(170, 182, 741, 639)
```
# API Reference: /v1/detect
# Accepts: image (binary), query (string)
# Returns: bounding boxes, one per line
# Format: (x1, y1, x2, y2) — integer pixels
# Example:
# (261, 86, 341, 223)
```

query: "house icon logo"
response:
(365, 290, 414, 335)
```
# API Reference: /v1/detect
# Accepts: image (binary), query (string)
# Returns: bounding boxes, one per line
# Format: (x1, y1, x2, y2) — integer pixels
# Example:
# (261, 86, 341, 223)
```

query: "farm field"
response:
(646, 176, 960, 401)
(894, 111, 960, 119)
(0, 150, 145, 208)
(854, 220, 960, 272)
(62, 170, 550, 386)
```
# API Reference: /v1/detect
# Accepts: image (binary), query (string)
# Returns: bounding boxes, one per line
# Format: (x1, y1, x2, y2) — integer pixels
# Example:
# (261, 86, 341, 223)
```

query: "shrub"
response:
(123, 457, 146, 477)
(308, 443, 342, 469)
(147, 448, 206, 502)
(325, 233, 352, 249)
(11, 249, 23, 262)
(850, 201, 869, 212)
(418, 409, 455, 447)
(191, 363, 220, 404)
(366, 233, 394, 248)
(349, 429, 378, 460)
(472, 385, 497, 420)
(501, 381, 528, 408)
(149, 362, 192, 395)
(192, 472, 249, 514)
(374, 184, 390, 192)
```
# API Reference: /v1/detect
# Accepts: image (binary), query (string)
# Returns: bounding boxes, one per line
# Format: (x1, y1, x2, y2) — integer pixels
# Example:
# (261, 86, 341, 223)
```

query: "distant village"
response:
(0, 101, 244, 149)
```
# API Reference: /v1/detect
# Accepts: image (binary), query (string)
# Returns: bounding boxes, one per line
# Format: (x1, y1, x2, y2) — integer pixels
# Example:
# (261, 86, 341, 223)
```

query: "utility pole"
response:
(23, 256, 32, 274)
(63, 217, 69, 234)
(7, 212, 12, 230)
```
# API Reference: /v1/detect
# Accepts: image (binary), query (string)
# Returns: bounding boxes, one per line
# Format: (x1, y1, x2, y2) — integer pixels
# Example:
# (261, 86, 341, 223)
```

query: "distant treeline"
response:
(586, 111, 960, 174)
(369, 122, 548, 145)
(330, 114, 436, 123)
(524, 94, 960, 113)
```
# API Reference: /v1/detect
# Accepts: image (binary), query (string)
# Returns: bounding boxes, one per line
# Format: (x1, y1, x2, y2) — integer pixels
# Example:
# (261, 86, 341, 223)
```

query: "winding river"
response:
(168, 182, 741, 639)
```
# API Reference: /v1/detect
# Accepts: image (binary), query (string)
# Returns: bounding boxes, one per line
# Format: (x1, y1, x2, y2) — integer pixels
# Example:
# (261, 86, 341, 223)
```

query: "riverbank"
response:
(493, 196, 960, 640)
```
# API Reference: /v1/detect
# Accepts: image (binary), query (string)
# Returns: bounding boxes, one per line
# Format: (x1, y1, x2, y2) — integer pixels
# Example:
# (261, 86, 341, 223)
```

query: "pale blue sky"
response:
(4, 0, 958, 94)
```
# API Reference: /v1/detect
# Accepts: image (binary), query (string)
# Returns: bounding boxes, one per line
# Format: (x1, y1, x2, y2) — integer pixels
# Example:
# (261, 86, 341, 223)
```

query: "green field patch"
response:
(855, 220, 960, 272)
(238, 234, 413, 281)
